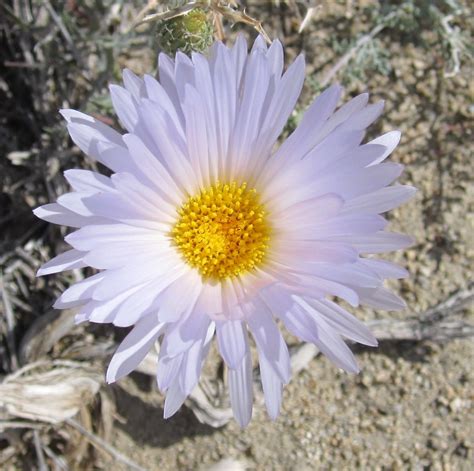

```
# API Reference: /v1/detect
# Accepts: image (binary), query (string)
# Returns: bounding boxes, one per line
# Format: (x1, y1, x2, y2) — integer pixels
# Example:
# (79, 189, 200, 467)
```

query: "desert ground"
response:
(0, 1, 472, 470)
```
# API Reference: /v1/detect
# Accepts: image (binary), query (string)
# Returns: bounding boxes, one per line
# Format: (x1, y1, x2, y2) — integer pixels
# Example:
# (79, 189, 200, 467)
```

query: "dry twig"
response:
(0, 420, 44, 431)
(133, 1, 197, 29)
(440, 14, 463, 78)
(65, 418, 146, 471)
(298, 6, 320, 34)
(318, 10, 398, 87)
(43, 0, 82, 69)
(32, 429, 48, 471)
(0, 361, 101, 424)
(41, 445, 69, 471)
(0, 273, 18, 371)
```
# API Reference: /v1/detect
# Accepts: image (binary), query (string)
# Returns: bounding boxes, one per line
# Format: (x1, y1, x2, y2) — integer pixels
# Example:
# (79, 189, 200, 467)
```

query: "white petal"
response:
(158, 53, 180, 112)
(266, 39, 284, 80)
(251, 35, 267, 53)
(162, 309, 211, 358)
(80, 283, 148, 324)
(111, 171, 176, 217)
(316, 144, 388, 177)
(314, 322, 360, 373)
(57, 191, 98, 217)
(54, 272, 105, 308)
(216, 320, 247, 369)
(122, 68, 145, 99)
(106, 312, 164, 383)
(192, 282, 223, 318)
(281, 214, 387, 239)
(83, 240, 169, 270)
(61, 110, 124, 162)
(95, 142, 138, 174)
(190, 54, 219, 182)
(272, 192, 343, 223)
(315, 93, 369, 140)
(254, 54, 305, 159)
(316, 213, 387, 237)
(65, 223, 162, 252)
(163, 379, 187, 419)
(228, 49, 270, 178)
(247, 306, 290, 383)
(367, 131, 401, 165)
(91, 256, 179, 302)
(314, 163, 404, 200)
(258, 352, 283, 420)
(162, 324, 214, 417)
(305, 262, 382, 289)
(341, 185, 417, 215)
(228, 350, 253, 428)
(174, 51, 195, 104)
(308, 299, 378, 346)
(220, 278, 249, 320)
(179, 339, 205, 395)
(360, 258, 409, 279)
(293, 298, 360, 373)
(81, 191, 170, 232)
(212, 43, 237, 170)
(334, 232, 414, 253)
(302, 128, 365, 168)
(75, 313, 88, 324)
(37, 249, 86, 276)
(266, 141, 382, 201)
(122, 133, 186, 204)
(274, 83, 342, 161)
(271, 241, 358, 266)
(358, 287, 407, 311)
(144, 74, 183, 135)
(33, 203, 102, 228)
(60, 109, 91, 123)
(231, 33, 247, 87)
(182, 85, 210, 187)
(298, 276, 359, 307)
(157, 270, 203, 323)
(111, 267, 187, 327)
(138, 100, 197, 194)
(109, 84, 138, 132)
(157, 352, 183, 392)
(263, 290, 359, 372)
(64, 169, 113, 193)
(339, 101, 384, 131)
(274, 297, 317, 343)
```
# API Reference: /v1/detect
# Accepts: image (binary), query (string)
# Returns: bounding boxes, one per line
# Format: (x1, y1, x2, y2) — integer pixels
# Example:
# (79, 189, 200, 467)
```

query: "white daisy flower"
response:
(35, 36, 415, 427)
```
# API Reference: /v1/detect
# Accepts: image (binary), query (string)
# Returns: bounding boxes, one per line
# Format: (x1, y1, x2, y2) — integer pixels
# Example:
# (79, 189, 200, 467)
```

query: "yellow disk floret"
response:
(171, 181, 271, 281)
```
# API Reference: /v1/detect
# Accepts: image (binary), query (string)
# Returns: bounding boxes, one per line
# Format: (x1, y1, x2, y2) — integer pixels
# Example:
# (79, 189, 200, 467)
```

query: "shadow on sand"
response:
(111, 376, 219, 448)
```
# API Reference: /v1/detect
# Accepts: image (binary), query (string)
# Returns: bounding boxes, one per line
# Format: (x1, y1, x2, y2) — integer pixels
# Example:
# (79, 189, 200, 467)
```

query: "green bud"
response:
(156, 8, 214, 56)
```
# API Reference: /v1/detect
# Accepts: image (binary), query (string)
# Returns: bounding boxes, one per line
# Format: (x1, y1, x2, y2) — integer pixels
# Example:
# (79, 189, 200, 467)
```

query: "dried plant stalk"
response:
(0, 361, 101, 424)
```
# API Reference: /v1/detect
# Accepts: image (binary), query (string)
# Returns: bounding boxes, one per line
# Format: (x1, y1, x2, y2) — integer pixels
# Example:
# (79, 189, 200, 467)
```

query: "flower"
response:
(34, 35, 415, 427)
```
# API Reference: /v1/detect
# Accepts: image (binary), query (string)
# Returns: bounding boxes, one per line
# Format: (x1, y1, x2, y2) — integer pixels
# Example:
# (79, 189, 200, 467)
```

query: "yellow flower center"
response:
(171, 181, 271, 281)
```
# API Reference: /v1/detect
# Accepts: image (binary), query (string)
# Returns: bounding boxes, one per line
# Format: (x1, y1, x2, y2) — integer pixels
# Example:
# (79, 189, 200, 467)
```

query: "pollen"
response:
(171, 181, 271, 281)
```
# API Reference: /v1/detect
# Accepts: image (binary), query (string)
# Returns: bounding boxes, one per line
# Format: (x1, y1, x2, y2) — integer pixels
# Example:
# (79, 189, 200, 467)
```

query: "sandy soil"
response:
(111, 340, 473, 470)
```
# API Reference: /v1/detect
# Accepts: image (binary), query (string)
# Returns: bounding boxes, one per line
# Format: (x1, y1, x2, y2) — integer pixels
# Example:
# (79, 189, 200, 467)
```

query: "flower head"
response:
(35, 36, 415, 427)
